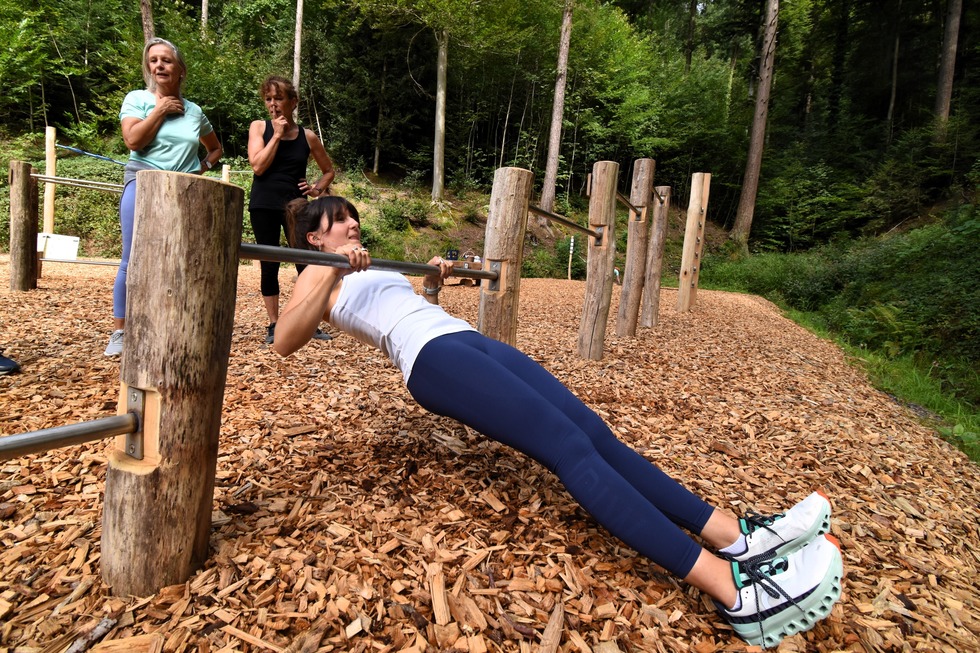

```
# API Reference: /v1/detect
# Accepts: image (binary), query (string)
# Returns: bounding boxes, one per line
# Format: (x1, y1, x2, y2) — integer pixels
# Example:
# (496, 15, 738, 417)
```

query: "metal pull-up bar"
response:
(527, 205, 603, 244)
(239, 243, 500, 284)
(0, 413, 139, 460)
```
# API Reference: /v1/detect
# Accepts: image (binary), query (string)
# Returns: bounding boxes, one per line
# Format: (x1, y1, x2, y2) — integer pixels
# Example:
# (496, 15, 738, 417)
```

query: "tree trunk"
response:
(539, 0, 573, 216)
(432, 30, 448, 202)
(374, 60, 387, 175)
(201, 0, 208, 36)
(293, 0, 304, 122)
(729, 0, 779, 255)
(685, 0, 697, 74)
(140, 0, 154, 42)
(886, 0, 902, 145)
(934, 0, 962, 134)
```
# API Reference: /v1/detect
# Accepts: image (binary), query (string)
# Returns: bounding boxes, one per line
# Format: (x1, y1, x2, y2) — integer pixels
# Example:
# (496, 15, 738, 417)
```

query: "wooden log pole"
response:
(102, 170, 244, 596)
(43, 126, 56, 234)
(640, 186, 671, 328)
(478, 167, 534, 346)
(9, 161, 39, 291)
(615, 158, 655, 337)
(577, 160, 619, 360)
(677, 173, 710, 313)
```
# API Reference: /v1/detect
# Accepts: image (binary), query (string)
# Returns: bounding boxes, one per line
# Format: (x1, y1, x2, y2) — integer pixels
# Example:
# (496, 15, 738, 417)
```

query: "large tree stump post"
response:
(478, 167, 534, 346)
(616, 158, 655, 337)
(677, 173, 710, 313)
(577, 160, 619, 360)
(102, 171, 244, 597)
(9, 161, 39, 291)
(640, 186, 671, 328)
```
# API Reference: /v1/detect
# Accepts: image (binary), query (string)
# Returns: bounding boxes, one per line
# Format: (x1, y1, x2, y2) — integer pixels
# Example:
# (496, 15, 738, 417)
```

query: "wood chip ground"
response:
(2, 257, 979, 653)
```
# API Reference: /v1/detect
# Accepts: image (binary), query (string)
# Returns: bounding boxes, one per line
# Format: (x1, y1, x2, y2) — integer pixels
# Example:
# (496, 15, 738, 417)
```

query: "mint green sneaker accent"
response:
(732, 491, 832, 561)
(717, 534, 843, 649)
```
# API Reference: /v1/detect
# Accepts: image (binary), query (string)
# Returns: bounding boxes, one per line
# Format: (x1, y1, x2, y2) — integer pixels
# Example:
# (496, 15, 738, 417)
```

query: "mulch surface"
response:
(2, 256, 979, 653)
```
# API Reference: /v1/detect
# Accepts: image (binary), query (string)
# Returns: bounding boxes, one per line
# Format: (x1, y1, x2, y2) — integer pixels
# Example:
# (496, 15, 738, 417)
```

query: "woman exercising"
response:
(273, 195, 844, 649)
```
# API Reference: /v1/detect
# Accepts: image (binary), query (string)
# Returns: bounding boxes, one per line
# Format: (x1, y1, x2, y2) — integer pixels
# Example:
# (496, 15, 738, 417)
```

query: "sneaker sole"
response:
(734, 535, 843, 649)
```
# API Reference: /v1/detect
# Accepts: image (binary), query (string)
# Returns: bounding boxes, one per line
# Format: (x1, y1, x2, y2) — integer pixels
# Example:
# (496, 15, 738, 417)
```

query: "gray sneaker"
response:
(312, 328, 333, 341)
(104, 330, 124, 357)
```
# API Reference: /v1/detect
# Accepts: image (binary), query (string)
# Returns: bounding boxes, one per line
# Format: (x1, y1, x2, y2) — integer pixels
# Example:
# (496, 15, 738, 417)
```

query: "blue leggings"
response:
(407, 331, 714, 578)
(112, 180, 137, 320)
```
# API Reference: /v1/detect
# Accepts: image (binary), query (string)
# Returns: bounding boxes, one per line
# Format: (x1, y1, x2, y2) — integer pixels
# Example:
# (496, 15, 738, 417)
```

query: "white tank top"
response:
(329, 270, 475, 382)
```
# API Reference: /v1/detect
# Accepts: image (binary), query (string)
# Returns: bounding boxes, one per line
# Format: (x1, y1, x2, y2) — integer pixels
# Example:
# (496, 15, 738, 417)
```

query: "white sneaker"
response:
(717, 534, 844, 649)
(104, 330, 124, 357)
(731, 491, 832, 561)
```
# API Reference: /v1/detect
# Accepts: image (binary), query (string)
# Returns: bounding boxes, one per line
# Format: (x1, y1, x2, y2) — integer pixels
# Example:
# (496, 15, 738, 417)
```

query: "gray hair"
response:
(142, 37, 187, 95)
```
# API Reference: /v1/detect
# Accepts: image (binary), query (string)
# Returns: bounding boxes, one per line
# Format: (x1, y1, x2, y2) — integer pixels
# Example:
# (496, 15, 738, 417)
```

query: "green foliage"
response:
(376, 197, 430, 232)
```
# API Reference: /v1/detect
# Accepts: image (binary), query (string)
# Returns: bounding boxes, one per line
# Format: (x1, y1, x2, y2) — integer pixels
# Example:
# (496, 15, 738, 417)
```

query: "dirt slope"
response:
(2, 258, 978, 652)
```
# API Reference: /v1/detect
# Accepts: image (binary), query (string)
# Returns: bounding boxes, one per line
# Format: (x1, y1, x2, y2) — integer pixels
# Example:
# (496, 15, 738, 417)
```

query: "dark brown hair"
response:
(259, 75, 299, 103)
(285, 196, 360, 251)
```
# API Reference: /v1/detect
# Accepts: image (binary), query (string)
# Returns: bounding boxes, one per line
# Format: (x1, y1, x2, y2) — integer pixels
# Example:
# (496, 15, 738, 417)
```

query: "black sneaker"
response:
(0, 351, 20, 375)
(312, 328, 333, 341)
(265, 324, 275, 345)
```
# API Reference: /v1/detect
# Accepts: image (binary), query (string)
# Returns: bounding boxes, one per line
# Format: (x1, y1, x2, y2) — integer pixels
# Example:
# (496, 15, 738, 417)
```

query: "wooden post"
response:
(478, 167, 533, 345)
(221, 164, 230, 183)
(577, 160, 618, 360)
(615, 158, 655, 337)
(640, 186, 671, 328)
(102, 171, 244, 597)
(9, 161, 39, 291)
(43, 126, 56, 234)
(677, 173, 710, 313)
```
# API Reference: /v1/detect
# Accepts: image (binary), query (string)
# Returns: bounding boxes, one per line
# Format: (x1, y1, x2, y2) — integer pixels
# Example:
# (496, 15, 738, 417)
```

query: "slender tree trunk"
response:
(374, 60, 386, 175)
(540, 0, 573, 216)
(934, 0, 962, 135)
(201, 0, 208, 36)
(432, 30, 448, 202)
(729, 0, 779, 254)
(140, 0, 154, 43)
(828, 0, 848, 132)
(685, 0, 697, 73)
(886, 0, 902, 145)
(293, 0, 304, 122)
(499, 58, 518, 169)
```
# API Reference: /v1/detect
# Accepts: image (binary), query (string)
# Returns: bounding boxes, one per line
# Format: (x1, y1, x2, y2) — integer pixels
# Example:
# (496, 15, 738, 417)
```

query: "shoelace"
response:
(743, 509, 786, 537)
(738, 553, 804, 642)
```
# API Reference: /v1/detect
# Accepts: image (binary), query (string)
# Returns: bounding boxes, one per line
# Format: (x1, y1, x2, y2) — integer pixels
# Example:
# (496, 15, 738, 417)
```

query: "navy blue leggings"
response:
(407, 331, 714, 578)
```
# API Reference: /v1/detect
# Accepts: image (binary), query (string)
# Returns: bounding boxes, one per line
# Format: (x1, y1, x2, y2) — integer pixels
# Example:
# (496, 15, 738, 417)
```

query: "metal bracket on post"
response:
(487, 261, 502, 292)
(124, 388, 145, 460)
(593, 226, 604, 247)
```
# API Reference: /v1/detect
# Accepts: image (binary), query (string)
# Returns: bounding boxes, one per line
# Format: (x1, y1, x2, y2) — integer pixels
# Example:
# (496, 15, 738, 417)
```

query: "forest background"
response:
(0, 0, 977, 455)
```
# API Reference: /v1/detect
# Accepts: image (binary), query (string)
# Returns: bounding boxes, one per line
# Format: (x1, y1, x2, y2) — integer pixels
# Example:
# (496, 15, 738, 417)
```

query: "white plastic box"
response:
(37, 233, 80, 260)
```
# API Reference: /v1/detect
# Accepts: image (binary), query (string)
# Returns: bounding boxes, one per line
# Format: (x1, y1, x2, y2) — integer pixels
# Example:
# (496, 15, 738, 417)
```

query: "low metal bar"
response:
(31, 174, 124, 194)
(40, 258, 121, 266)
(616, 191, 642, 216)
(527, 205, 601, 240)
(239, 243, 498, 281)
(0, 414, 138, 460)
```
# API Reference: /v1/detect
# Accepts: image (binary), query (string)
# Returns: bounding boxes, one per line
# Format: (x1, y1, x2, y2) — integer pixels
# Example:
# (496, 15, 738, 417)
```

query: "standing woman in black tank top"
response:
(248, 75, 336, 344)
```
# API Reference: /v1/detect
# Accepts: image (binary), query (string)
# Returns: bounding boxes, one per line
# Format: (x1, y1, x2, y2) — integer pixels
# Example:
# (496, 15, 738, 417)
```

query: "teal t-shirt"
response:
(119, 89, 214, 174)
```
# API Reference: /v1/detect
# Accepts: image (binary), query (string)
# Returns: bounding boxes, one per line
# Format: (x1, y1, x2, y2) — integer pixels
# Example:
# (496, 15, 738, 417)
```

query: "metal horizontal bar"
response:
(31, 174, 124, 194)
(0, 413, 138, 461)
(41, 258, 121, 266)
(239, 243, 498, 281)
(615, 191, 641, 216)
(527, 205, 600, 239)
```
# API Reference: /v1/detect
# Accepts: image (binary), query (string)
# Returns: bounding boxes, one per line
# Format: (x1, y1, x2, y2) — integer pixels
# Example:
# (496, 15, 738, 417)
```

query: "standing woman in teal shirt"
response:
(105, 37, 223, 357)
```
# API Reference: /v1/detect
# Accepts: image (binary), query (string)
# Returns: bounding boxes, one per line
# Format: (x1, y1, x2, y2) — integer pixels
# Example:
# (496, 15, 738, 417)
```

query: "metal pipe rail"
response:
(40, 258, 120, 266)
(527, 205, 603, 242)
(616, 191, 641, 216)
(0, 414, 138, 460)
(31, 174, 124, 194)
(239, 243, 499, 282)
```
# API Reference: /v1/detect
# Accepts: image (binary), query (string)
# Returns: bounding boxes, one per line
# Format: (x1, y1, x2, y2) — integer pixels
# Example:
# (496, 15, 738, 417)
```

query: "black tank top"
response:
(248, 121, 311, 211)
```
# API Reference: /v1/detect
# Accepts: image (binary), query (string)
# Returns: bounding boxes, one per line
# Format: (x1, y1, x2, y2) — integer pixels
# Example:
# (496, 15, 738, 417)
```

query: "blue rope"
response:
(55, 144, 127, 166)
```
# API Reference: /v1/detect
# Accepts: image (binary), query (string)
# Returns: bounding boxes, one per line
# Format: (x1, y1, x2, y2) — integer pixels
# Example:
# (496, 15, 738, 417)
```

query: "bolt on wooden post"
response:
(616, 158, 655, 337)
(101, 170, 244, 597)
(9, 160, 39, 292)
(478, 167, 533, 346)
(677, 173, 711, 313)
(577, 160, 619, 360)
(640, 186, 672, 328)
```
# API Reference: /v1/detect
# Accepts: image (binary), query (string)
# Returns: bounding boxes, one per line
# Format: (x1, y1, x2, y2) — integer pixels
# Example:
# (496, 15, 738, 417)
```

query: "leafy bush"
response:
(376, 197, 429, 232)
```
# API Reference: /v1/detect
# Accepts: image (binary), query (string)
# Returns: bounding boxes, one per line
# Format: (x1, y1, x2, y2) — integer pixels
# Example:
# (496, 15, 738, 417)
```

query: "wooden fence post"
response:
(43, 126, 56, 234)
(640, 186, 671, 328)
(101, 170, 244, 596)
(9, 161, 39, 292)
(677, 173, 710, 313)
(577, 160, 618, 360)
(616, 158, 655, 337)
(478, 167, 534, 346)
